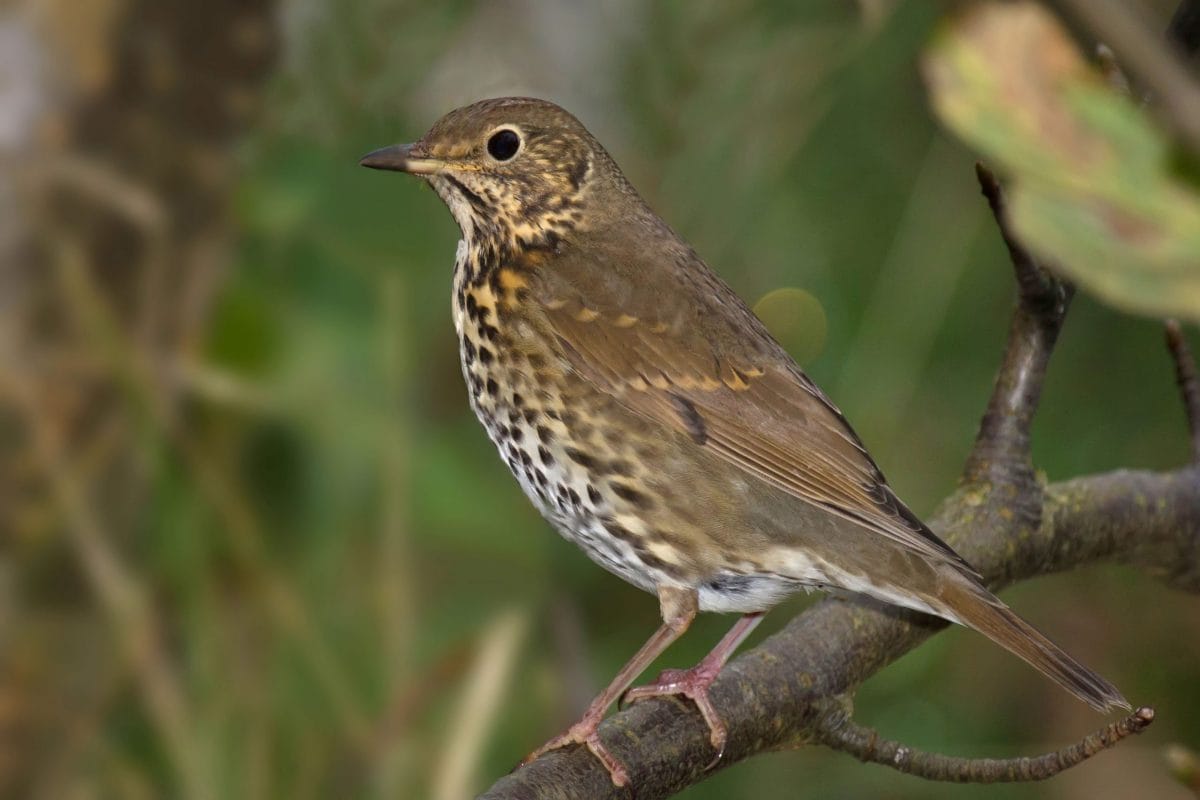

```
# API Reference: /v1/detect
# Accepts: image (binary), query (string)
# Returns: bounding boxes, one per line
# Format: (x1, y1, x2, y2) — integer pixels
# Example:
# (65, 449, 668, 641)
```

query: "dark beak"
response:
(358, 143, 444, 175)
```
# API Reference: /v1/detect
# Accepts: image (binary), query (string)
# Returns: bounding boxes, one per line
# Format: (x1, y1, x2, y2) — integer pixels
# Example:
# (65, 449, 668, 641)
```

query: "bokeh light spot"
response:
(752, 287, 828, 365)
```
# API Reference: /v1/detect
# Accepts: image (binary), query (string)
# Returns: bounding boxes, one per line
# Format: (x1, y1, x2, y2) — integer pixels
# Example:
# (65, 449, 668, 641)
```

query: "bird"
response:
(360, 96, 1128, 787)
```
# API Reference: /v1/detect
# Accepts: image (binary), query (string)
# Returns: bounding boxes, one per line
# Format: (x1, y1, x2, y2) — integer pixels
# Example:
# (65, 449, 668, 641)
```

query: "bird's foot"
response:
(620, 662, 728, 768)
(519, 717, 630, 787)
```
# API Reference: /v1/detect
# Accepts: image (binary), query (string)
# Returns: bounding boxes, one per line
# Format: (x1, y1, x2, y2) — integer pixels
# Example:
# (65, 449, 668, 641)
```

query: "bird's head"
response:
(362, 97, 626, 251)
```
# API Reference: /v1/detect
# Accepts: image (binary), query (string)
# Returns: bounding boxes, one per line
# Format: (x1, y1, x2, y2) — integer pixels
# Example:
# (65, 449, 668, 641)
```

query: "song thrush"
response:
(361, 97, 1127, 786)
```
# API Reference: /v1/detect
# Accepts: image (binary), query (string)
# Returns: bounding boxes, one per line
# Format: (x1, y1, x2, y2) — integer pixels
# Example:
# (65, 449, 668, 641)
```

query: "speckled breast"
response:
(448, 242, 683, 597)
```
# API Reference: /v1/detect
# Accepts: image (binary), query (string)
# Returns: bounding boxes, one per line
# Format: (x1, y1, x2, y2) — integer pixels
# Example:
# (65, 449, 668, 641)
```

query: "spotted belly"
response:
(451, 293, 669, 596)
(461, 361, 664, 595)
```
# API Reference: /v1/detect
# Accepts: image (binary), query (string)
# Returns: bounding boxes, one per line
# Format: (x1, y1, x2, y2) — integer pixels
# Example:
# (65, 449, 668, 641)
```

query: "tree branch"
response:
(811, 702, 1155, 783)
(962, 164, 1072, 496)
(480, 464, 1198, 800)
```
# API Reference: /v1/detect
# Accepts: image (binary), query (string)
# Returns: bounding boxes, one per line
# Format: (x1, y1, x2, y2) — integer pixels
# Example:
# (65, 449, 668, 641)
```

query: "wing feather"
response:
(527, 245, 970, 570)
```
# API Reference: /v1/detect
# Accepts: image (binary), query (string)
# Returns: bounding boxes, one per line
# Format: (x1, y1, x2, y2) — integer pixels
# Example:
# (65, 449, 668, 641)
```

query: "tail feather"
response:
(939, 578, 1129, 713)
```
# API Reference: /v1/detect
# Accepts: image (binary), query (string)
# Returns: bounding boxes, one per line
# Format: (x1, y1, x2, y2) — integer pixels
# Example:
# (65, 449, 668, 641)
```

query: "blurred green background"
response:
(2, 1, 1198, 798)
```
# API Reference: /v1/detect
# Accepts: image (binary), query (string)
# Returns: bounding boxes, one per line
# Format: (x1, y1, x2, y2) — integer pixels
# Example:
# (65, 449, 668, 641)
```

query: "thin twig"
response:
(973, 164, 1061, 313)
(1165, 320, 1200, 461)
(962, 165, 1072, 492)
(813, 702, 1155, 783)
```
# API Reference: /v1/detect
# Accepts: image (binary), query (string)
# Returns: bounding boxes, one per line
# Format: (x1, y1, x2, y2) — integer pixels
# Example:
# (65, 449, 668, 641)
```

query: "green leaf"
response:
(923, 2, 1200, 320)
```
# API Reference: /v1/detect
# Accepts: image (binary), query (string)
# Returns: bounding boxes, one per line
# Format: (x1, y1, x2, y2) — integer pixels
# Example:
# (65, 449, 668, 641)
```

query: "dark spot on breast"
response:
(568, 488, 580, 506)
(587, 485, 602, 505)
(611, 482, 653, 510)
(462, 339, 476, 365)
(636, 550, 683, 579)
(485, 378, 498, 396)
(511, 392, 524, 408)
(523, 409, 539, 424)
(669, 392, 708, 445)
(479, 323, 499, 341)
(604, 520, 636, 544)
(465, 293, 480, 319)
(608, 459, 634, 477)
(638, 551, 667, 570)
(538, 445, 553, 466)
(565, 447, 597, 470)
(536, 425, 552, 443)
(510, 426, 524, 443)
(478, 346, 494, 365)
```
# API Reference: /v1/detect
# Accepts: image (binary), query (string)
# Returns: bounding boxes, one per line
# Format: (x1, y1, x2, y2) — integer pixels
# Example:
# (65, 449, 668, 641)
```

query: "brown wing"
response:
(525, 231, 970, 570)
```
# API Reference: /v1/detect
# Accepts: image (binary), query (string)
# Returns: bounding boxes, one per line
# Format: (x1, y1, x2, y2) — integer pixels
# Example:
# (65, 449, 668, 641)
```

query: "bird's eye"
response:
(487, 129, 521, 161)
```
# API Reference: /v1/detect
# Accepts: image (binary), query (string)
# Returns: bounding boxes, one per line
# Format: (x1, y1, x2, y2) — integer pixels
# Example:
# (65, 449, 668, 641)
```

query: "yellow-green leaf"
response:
(923, 1, 1200, 320)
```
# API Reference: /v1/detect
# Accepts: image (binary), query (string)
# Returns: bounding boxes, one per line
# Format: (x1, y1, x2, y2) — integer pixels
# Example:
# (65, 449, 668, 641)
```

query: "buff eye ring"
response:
(487, 129, 522, 161)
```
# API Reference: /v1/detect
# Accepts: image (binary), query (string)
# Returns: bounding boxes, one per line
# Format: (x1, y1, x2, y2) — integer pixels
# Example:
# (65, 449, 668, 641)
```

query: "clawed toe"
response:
(517, 613, 763, 787)
(519, 725, 631, 787)
(619, 664, 729, 768)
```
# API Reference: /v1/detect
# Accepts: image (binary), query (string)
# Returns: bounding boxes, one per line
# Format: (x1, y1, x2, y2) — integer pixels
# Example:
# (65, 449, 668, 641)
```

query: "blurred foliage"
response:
(3, 1, 1199, 799)
(926, 2, 1200, 322)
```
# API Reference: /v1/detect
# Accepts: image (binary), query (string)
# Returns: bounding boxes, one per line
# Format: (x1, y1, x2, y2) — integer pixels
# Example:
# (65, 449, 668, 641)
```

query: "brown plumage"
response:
(361, 97, 1127, 787)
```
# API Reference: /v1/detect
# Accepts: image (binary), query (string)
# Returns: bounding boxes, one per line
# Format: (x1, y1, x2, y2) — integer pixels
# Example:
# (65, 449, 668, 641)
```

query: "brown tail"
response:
(938, 577, 1129, 713)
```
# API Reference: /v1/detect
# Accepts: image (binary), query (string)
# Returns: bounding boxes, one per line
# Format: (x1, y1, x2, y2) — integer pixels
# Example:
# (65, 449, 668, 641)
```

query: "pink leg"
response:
(621, 612, 765, 766)
(520, 587, 698, 787)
